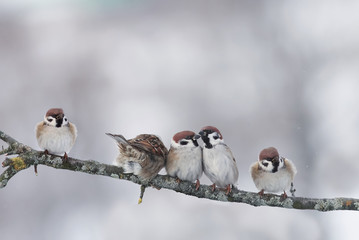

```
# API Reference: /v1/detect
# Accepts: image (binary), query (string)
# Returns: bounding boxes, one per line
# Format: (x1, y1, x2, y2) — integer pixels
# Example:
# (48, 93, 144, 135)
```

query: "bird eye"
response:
(180, 141, 188, 145)
(64, 118, 68, 121)
(213, 135, 219, 140)
(47, 118, 53, 122)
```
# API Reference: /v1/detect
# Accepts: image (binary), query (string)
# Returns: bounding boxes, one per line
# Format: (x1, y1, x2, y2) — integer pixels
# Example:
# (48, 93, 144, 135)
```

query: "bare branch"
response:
(1, 130, 358, 212)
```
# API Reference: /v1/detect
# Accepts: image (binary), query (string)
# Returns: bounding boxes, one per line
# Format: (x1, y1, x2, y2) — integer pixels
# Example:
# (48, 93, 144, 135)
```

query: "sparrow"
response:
(35, 108, 77, 161)
(166, 131, 203, 190)
(199, 126, 239, 195)
(106, 133, 168, 182)
(250, 147, 297, 198)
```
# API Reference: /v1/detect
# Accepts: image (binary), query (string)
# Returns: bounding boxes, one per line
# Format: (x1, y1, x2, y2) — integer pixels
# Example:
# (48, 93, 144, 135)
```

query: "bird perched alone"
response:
(250, 147, 297, 199)
(166, 131, 203, 190)
(199, 126, 239, 195)
(106, 133, 168, 182)
(35, 108, 77, 161)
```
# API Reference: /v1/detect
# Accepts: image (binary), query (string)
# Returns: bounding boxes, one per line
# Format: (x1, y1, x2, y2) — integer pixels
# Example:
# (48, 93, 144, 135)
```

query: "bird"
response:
(199, 126, 239, 195)
(250, 147, 297, 199)
(106, 133, 168, 182)
(35, 108, 77, 161)
(166, 131, 203, 190)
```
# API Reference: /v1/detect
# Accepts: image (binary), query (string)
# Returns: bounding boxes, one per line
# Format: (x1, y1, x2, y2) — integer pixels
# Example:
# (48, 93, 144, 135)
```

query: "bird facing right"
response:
(250, 147, 297, 198)
(166, 131, 203, 190)
(199, 126, 239, 195)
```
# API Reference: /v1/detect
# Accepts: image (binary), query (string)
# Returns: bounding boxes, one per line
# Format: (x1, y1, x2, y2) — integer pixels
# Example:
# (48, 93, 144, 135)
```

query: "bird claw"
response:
(175, 178, 181, 184)
(281, 191, 288, 200)
(211, 184, 216, 192)
(258, 189, 265, 197)
(62, 152, 69, 163)
(195, 179, 200, 191)
(225, 184, 232, 195)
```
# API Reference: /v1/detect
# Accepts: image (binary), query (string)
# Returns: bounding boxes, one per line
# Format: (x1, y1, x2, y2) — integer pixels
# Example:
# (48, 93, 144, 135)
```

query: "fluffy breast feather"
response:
(250, 158, 296, 193)
(166, 146, 203, 182)
(202, 143, 238, 187)
(35, 121, 77, 155)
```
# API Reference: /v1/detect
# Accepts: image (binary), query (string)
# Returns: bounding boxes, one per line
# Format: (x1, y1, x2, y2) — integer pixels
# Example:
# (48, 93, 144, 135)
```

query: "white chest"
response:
(37, 126, 75, 155)
(202, 145, 238, 187)
(173, 147, 203, 181)
(253, 168, 292, 193)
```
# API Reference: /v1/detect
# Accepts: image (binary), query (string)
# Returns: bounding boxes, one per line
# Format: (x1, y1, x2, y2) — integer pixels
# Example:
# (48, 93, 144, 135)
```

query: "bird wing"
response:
(129, 134, 168, 159)
(284, 158, 297, 178)
(223, 144, 236, 162)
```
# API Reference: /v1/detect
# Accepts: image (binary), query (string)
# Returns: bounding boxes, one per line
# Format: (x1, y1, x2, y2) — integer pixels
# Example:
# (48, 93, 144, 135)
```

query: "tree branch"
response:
(1, 130, 358, 211)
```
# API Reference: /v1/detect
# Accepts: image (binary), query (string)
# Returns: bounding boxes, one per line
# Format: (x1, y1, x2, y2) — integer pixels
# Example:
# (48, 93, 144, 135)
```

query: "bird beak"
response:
(272, 157, 280, 167)
(193, 134, 201, 140)
(198, 130, 205, 137)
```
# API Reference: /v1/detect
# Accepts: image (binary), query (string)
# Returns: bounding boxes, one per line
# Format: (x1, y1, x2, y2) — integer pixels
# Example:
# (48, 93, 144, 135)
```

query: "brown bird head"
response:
(172, 130, 201, 147)
(259, 147, 283, 173)
(198, 126, 223, 149)
(44, 108, 67, 128)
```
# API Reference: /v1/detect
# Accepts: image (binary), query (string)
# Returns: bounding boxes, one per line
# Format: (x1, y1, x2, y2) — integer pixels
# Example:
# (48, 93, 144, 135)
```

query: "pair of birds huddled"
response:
(36, 108, 297, 198)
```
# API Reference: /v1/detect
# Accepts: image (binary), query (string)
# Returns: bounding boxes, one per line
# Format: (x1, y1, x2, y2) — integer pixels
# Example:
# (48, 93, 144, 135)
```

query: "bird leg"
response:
(195, 179, 200, 191)
(62, 152, 69, 163)
(281, 191, 288, 200)
(175, 177, 181, 183)
(225, 184, 232, 195)
(258, 189, 264, 197)
(211, 183, 216, 192)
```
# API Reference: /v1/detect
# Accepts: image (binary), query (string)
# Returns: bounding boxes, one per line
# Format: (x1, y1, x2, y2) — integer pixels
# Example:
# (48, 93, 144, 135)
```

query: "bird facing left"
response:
(35, 108, 77, 160)
(106, 133, 168, 183)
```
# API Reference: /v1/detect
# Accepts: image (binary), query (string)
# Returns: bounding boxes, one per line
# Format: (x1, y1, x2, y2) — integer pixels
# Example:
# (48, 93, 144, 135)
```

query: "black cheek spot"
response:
(47, 118, 53, 122)
(213, 136, 219, 140)
(180, 141, 188, 145)
(262, 162, 269, 167)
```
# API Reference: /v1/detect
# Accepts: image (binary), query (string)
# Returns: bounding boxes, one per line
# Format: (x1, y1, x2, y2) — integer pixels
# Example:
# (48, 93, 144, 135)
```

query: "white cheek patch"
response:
(208, 132, 224, 145)
(62, 117, 69, 126)
(171, 139, 196, 148)
(171, 139, 181, 148)
(44, 116, 57, 127)
(259, 160, 274, 172)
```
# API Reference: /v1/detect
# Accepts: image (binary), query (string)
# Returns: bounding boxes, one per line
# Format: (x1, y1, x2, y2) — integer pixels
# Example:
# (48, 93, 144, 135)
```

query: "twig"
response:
(138, 185, 146, 204)
(1, 130, 359, 212)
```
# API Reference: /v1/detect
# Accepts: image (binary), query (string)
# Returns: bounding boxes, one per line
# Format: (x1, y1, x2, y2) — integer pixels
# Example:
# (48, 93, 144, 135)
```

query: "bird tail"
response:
(105, 133, 128, 145)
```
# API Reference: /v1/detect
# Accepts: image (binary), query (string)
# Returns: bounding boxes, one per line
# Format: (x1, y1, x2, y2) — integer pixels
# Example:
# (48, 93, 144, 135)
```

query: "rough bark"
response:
(1, 130, 358, 211)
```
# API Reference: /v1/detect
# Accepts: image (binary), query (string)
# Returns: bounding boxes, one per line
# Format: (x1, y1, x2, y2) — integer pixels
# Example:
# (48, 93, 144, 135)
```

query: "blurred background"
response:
(1, 0, 359, 239)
